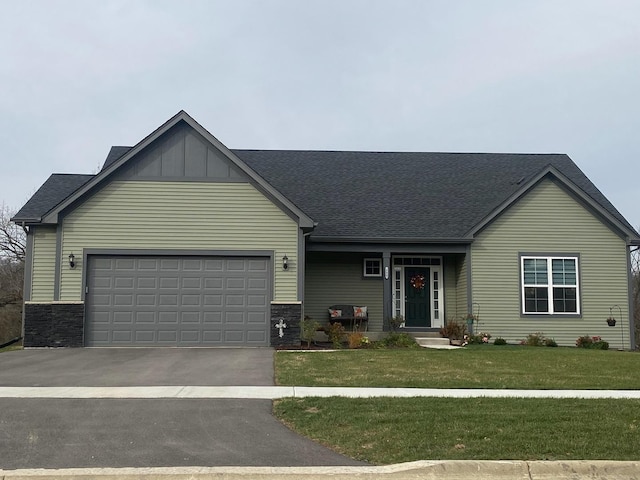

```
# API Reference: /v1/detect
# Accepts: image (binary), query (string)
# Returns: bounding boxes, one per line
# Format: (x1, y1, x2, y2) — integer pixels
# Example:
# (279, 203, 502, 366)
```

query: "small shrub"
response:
(494, 337, 507, 346)
(576, 335, 609, 350)
(375, 332, 419, 349)
(576, 335, 593, 348)
(300, 315, 320, 349)
(324, 322, 346, 349)
(468, 332, 492, 344)
(520, 332, 555, 347)
(387, 315, 405, 332)
(347, 331, 367, 349)
(440, 319, 467, 340)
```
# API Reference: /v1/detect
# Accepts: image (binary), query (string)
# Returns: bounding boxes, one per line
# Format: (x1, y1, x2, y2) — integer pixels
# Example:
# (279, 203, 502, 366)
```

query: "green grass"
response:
(275, 345, 640, 389)
(0, 342, 22, 353)
(274, 397, 640, 464)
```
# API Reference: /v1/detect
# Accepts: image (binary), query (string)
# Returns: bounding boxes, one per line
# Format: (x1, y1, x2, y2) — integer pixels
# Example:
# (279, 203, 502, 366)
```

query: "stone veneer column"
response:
(270, 302, 302, 347)
(23, 302, 84, 347)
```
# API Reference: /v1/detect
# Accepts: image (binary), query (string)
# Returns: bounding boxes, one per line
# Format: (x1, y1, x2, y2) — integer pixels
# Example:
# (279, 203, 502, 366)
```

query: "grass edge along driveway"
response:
(273, 396, 640, 464)
(274, 347, 640, 464)
(275, 346, 640, 390)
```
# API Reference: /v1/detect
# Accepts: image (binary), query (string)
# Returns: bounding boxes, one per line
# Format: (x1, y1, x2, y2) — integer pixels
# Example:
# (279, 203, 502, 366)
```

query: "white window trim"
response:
(521, 255, 580, 315)
(363, 258, 382, 277)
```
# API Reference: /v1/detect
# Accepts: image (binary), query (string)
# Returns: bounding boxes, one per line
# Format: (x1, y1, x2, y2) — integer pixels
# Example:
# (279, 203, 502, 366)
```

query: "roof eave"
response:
(309, 236, 473, 244)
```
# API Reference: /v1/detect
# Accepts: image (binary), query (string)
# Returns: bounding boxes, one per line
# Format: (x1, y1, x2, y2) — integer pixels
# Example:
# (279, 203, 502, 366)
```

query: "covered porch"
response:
(303, 243, 471, 336)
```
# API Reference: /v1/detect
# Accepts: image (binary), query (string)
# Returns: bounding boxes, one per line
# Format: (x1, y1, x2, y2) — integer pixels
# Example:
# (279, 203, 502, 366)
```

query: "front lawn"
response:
(275, 346, 640, 389)
(274, 397, 640, 464)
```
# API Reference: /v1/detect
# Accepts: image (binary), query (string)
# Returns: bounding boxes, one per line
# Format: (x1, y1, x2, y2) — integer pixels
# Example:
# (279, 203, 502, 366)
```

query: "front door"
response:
(404, 267, 431, 327)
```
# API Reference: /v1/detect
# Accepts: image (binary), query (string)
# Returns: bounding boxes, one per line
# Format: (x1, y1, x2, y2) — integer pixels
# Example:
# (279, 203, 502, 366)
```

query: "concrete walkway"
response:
(1, 385, 640, 399)
(3, 460, 640, 479)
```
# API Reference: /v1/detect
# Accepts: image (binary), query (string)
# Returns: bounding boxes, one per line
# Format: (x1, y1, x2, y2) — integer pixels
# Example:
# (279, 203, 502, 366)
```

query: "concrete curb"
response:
(1, 386, 640, 399)
(2, 461, 640, 479)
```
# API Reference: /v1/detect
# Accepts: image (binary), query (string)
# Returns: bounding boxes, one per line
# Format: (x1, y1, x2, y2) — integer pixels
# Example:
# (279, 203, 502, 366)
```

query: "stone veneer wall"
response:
(24, 303, 84, 347)
(270, 302, 302, 348)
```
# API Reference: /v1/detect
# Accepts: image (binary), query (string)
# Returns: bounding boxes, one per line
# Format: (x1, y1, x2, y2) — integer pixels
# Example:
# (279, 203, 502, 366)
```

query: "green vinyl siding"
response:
(30, 226, 57, 301)
(59, 181, 298, 302)
(304, 252, 383, 331)
(471, 178, 629, 348)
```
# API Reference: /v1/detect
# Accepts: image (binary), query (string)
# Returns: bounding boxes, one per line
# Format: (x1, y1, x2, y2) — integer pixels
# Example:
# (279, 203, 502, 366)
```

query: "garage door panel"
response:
(115, 294, 134, 306)
(136, 277, 156, 289)
(226, 278, 245, 289)
(86, 255, 271, 346)
(158, 312, 178, 324)
(113, 330, 133, 342)
(226, 295, 245, 306)
(92, 294, 112, 307)
(115, 258, 135, 270)
(138, 259, 159, 270)
(224, 330, 245, 342)
(248, 295, 267, 307)
(113, 312, 133, 324)
(204, 312, 222, 324)
(226, 259, 247, 271)
(247, 330, 267, 342)
(157, 330, 178, 342)
(159, 294, 178, 306)
(160, 258, 180, 270)
(135, 312, 156, 324)
(181, 294, 201, 306)
(160, 277, 179, 289)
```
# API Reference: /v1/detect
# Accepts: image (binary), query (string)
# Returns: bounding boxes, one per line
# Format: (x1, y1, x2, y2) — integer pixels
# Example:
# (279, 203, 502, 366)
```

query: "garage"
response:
(85, 255, 271, 346)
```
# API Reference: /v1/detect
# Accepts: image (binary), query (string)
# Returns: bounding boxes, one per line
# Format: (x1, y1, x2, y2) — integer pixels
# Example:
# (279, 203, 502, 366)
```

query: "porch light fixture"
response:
(282, 254, 289, 271)
(68, 253, 76, 269)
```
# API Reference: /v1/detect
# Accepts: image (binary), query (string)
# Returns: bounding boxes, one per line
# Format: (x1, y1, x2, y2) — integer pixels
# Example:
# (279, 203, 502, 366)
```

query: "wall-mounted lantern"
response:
(68, 253, 76, 269)
(282, 254, 289, 271)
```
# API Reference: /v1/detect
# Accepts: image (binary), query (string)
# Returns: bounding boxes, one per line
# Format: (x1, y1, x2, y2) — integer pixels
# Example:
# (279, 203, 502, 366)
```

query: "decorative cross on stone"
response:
(274, 317, 287, 338)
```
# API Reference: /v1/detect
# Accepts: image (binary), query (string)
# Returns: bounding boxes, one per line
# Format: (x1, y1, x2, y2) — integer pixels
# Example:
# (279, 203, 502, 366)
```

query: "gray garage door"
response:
(85, 256, 271, 346)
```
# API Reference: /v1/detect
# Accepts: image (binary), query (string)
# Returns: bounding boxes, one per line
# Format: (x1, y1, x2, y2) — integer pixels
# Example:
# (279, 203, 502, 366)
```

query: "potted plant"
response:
(439, 319, 467, 346)
(606, 317, 617, 327)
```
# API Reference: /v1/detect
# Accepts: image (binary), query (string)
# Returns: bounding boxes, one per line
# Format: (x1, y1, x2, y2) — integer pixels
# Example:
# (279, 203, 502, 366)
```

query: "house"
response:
(13, 111, 640, 349)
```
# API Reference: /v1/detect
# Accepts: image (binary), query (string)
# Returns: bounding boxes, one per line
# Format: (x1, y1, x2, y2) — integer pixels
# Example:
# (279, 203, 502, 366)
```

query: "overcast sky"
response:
(1, 0, 638, 230)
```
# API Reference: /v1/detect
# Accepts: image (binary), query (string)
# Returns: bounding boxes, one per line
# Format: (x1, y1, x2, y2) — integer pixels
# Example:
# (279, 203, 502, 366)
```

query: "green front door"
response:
(404, 267, 431, 327)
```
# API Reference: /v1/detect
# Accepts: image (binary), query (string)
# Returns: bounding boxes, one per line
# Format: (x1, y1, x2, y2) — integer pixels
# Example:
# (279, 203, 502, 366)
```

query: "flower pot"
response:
(606, 318, 617, 327)
(450, 339, 462, 346)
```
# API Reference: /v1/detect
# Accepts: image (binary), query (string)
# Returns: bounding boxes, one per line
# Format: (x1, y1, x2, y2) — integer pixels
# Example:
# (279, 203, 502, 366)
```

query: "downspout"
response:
(20, 222, 29, 342)
(630, 245, 639, 350)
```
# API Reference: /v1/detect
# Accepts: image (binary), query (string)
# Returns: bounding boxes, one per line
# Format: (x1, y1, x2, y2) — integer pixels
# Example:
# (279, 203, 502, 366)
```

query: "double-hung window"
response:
(521, 256, 579, 315)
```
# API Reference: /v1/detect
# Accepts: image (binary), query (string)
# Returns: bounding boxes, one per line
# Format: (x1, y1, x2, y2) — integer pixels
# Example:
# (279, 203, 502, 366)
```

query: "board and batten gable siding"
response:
(30, 226, 57, 301)
(57, 181, 299, 302)
(304, 252, 383, 331)
(471, 178, 630, 348)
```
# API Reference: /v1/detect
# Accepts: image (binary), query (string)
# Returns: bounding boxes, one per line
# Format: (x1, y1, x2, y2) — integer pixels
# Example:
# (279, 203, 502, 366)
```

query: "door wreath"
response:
(410, 274, 426, 291)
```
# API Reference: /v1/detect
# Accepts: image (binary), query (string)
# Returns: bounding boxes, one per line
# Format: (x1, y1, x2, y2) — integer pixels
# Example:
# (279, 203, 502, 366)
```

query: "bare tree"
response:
(0, 205, 25, 343)
(0, 204, 26, 261)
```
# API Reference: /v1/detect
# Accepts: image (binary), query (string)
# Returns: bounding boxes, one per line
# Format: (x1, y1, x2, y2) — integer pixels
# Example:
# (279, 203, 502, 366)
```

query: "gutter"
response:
(309, 236, 473, 244)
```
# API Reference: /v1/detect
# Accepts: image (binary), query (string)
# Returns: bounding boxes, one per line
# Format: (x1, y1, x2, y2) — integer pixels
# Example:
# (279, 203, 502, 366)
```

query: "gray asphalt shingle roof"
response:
(14, 147, 635, 241)
(234, 150, 633, 239)
(13, 174, 94, 221)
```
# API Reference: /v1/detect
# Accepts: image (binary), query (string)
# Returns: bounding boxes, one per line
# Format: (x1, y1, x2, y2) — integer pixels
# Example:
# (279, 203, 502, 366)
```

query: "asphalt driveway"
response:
(0, 348, 366, 468)
(0, 348, 275, 386)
